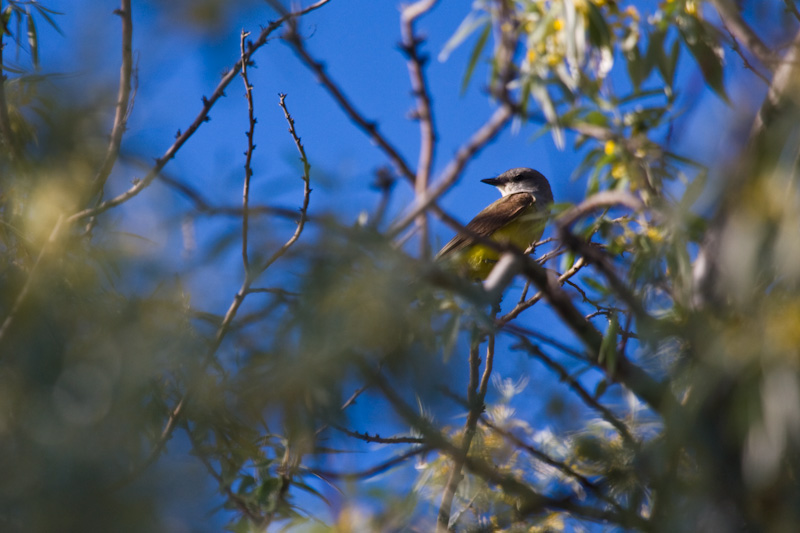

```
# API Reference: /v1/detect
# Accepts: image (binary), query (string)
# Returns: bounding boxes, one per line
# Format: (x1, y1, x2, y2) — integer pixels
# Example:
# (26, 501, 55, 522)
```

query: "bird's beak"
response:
(481, 177, 502, 186)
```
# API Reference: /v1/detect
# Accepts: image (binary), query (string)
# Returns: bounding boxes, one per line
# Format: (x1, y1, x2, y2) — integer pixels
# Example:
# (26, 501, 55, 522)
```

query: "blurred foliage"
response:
(2, 0, 800, 532)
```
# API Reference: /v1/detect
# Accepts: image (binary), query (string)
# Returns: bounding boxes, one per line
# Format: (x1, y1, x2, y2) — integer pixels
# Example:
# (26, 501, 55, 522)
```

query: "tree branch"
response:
(709, 0, 777, 72)
(87, 0, 134, 202)
(400, 0, 439, 259)
(240, 30, 256, 273)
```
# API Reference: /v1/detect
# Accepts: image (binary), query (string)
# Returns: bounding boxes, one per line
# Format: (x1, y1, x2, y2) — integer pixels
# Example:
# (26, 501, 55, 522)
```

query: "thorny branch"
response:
(400, 0, 439, 258)
(240, 29, 256, 273)
(709, 0, 777, 72)
(88, 0, 134, 202)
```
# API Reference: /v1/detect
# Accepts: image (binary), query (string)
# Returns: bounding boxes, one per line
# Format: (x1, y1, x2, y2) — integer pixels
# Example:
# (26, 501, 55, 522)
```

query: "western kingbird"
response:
(436, 167, 553, 280)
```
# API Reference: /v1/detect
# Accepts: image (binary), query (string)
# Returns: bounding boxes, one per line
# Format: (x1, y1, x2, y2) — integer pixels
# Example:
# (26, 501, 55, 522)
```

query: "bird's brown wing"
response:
(435, 192, 535, 259)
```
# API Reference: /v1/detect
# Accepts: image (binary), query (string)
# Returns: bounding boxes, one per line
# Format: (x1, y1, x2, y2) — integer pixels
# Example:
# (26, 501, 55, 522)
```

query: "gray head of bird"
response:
(481, 167, 553, 202)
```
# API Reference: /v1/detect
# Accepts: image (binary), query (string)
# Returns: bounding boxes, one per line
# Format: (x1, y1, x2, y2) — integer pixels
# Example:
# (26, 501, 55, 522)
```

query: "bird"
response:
(435, 167, 553, 281)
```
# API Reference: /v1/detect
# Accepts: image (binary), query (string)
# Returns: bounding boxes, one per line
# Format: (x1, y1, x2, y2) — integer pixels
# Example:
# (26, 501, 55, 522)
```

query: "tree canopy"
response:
(2, 0, 800, 531)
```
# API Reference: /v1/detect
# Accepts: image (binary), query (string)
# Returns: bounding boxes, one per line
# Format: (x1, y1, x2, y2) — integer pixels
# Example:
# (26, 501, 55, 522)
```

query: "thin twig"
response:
(312, 446, 431, 480)
(265, 94, 312, 274)
(331, 424, 425, 444)
(240, 29, 256, 273)
(479, 416, 628, 514)
(0, 215, 65, 345)
(87, 0, 134, 201)
(437, 318, 496, 532)
(400, 0, 439, 259)
(709, 0, 777, 72)
(522, 340, 637, 448)
(725, 27, 771, 84)
(499, 257, 587, 326)
(187, 424, 267, 526)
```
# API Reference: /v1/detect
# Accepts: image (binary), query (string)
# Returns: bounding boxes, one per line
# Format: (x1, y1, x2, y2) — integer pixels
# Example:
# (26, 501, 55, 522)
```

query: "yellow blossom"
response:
(527, 48, 537, 63)
(646, 227, 663, 242)
(553, 18, 564, 31)
(604, 140, 617, 155)
(611, 162, 626, 179)
(625, 6, 640, 21)
(685, 1, 697, 14)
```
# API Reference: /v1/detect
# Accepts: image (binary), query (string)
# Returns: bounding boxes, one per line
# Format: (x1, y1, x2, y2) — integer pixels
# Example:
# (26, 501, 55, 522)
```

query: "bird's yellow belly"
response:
(460, 212, 545, 280)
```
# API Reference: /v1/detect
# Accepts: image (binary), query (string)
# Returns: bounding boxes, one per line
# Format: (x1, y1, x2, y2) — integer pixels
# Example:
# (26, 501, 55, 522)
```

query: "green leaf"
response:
(679, 169, 707, 210)
(585, 1, 612, 49)
(561, 250, 576, 271)
(626, 44, 644, 92)
(32, 4, 64, 36)
(26, 11, 38, 69)
(439, 12, 489, 62)
(594, 379, 608, 399)
(461, 22, 491, 94)
(583, 276, 609, 296)
(679, 18, 728, 102)
(598, 314, 619, 373)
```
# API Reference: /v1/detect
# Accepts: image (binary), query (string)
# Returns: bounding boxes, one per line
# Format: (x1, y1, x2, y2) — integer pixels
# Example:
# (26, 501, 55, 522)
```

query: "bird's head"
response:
(481, 167, 553, 203)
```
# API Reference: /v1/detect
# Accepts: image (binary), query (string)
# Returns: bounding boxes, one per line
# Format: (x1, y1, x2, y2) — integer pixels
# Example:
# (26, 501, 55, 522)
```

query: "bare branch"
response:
(785, 0, 800, 22)
(240, 29, 256, 273)
(0, 215, 65, 345)
(400, 0, 439, 259)
(709, 0, 777, 72)
(332, 424, 425, 444)
(558, 191, 643, 228)
(87, 0, 134, 201)
(750, 29, 800, 140)
(261, 94, 312, 274)
(499, 257, 587, 326)
(313, 446, 431, 480)
(438, 322, 496, 532)
(518, 339, 637, 448)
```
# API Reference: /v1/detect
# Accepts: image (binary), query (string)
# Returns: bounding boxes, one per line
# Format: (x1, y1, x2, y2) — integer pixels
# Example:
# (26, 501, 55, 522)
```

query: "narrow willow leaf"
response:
(27, 11, 38, 69)
(679, 19, 728, 102)
(439, 13, 489, 62)
(461, 22, 491, 94)
(598, 314, 619, 373)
